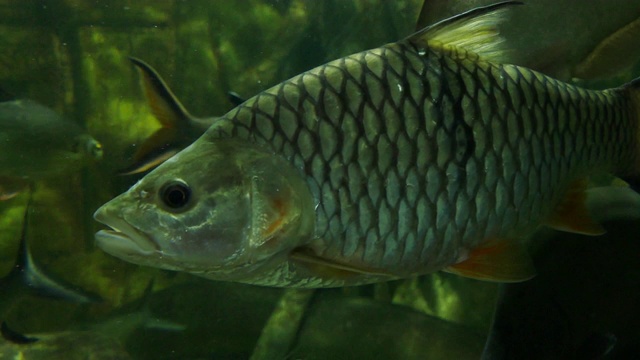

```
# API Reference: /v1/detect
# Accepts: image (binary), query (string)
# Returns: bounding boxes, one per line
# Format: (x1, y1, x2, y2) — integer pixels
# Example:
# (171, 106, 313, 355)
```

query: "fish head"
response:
(72, 133, 103, 162)
(94, 136, 315, 280)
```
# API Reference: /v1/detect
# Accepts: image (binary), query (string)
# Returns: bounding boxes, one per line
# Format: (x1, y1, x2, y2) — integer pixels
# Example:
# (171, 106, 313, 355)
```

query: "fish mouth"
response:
(94, 211, 159, 256)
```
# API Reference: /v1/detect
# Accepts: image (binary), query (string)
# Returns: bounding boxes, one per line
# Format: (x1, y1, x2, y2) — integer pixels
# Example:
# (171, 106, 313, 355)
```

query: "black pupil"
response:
(163, 183, 191, 209)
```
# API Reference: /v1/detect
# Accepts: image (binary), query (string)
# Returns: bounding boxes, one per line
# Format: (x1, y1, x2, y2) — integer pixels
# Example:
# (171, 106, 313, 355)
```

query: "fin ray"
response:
(445, 238, 535, 282)
(408, 1, 522, 63)
(129, 57, 192, 127)
(545, 179, 606, 236)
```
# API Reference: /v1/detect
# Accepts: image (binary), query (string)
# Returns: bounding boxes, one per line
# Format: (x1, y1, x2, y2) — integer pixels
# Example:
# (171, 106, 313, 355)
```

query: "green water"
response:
(0, 1, 639, 359)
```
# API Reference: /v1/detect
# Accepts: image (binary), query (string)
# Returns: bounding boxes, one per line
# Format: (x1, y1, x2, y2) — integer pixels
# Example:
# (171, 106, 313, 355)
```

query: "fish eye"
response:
(160, 180, 192, 210)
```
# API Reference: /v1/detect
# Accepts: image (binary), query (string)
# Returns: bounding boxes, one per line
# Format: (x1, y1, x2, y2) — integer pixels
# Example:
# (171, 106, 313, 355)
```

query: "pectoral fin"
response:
(445, 238, 535, 282)
(290, 248, 396, 279)
(545, 179, 606, 235)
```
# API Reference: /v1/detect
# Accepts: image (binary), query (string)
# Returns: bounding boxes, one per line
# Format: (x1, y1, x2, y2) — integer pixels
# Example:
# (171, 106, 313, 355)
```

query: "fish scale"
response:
(212, 38, 635, 283)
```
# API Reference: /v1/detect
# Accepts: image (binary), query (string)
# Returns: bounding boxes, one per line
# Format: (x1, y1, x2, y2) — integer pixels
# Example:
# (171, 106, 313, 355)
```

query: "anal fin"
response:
(545, 179, 606, 235)
(445, 238, 535, 282)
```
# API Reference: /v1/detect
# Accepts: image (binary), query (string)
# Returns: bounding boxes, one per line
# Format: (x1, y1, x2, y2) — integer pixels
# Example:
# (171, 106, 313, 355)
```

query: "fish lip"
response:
(94, 210, 159, 254)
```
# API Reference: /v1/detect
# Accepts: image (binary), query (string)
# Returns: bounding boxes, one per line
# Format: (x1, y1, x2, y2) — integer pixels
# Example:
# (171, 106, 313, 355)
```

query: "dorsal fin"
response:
(408, 1, 522, 63)
(129, 57, 192, 127)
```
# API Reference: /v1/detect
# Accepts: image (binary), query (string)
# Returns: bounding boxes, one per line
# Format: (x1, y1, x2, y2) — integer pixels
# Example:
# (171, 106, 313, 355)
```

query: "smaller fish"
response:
(121, 57, 247, 175)
(573, 15, 640, 80)
(0, 96, 102, 199)
(0, 280, 184, 360)
(416, 0, 640, 82)
(0, 197, 102, 319)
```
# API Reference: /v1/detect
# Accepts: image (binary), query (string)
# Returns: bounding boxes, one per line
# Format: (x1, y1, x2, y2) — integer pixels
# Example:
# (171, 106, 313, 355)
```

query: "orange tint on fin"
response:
(545, 179, 606, 236)
(290, 247, 396, 279)
(263, 198, 287, 239)
(129, 57, 192, 127)
(445, 238, 535, 282)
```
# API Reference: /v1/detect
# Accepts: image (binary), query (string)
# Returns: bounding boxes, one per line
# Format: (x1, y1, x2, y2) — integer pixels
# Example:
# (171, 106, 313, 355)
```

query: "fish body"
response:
(0, 99, 102, 198)
(95, 2, 640, 288)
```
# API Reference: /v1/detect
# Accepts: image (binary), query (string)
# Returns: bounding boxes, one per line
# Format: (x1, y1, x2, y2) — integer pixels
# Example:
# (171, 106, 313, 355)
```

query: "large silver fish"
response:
(94, 2, 640, 288)
(0, 98, 102, 199)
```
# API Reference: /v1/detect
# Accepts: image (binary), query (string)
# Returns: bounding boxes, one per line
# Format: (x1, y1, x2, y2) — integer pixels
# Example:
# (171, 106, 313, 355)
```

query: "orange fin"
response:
(545, 179, 606, 236)
(129, 57, 192, 127)
(290, 248, 396, 279)
(445, 238, 535, 282)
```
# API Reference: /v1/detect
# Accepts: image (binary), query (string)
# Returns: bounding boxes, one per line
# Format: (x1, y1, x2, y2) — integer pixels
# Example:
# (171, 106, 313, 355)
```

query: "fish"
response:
(94, 1, 640, 288)
(119, 57, 223, 175)
(0, 96, 102, 199)
(0, 280, 184, 360)
(0, 196, 101, 320)
(415, 0, 640, 82)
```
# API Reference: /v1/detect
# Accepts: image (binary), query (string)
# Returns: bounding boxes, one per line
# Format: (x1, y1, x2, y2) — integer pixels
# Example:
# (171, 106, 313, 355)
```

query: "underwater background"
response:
(0, 0, 639, 359)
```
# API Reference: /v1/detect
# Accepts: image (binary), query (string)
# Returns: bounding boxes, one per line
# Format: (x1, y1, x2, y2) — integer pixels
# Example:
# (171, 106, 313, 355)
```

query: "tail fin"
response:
(0, 195, 102, 307)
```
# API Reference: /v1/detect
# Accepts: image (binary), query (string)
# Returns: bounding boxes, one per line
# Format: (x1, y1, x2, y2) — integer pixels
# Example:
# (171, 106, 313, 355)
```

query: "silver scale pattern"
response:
(220, 39, 635, 275)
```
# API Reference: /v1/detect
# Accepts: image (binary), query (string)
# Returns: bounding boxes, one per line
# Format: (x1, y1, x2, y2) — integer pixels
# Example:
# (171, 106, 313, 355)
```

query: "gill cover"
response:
(96, 136, 314, 280)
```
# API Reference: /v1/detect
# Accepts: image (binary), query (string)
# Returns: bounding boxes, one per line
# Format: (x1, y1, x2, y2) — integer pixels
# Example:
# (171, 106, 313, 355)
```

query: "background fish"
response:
(120, 57, 247, 175)
(0, 280, 184, 360)
(119, 57, 216, 175)
(94, 2, 640, 289)
(0, 97, 102, 199)
(416, 0, 640, 82)
(0, 196, 101, 320)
